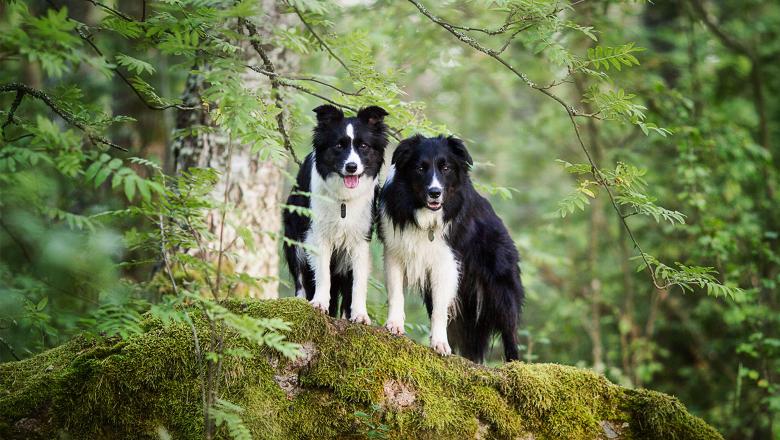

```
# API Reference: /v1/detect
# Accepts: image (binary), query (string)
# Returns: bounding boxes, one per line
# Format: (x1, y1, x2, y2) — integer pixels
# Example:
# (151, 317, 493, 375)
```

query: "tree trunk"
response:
(171, 4, 297, 299)
(0, 298, 724, 440)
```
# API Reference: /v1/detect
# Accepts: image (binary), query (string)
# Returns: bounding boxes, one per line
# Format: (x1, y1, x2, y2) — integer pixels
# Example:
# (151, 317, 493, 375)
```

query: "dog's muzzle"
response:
(426, 187, 443, 210)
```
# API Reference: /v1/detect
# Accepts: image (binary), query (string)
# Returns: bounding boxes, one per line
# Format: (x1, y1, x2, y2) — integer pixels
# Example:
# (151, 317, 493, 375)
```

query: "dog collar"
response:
(428, 227, 434, 242)
(341, 203, 346, 219)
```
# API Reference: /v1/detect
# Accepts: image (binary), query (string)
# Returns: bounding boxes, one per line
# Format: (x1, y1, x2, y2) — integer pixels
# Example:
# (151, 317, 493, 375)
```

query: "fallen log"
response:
(0, 298, 722, 439)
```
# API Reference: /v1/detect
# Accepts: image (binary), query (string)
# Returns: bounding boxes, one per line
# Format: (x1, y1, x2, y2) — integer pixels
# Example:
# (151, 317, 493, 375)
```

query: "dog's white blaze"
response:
(342, 123, 364, 175)
(380, 203, 460, 352)
(306, 158, 376, 316)
(428, 172, 442, 192)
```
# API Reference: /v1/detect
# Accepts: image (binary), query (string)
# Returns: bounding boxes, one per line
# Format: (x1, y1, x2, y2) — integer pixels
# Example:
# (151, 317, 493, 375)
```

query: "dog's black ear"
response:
(313, 105, 344, 124)
(357, 106, 388, 126)
(447, 136, 473, 168)
(392, 135, 421, 168)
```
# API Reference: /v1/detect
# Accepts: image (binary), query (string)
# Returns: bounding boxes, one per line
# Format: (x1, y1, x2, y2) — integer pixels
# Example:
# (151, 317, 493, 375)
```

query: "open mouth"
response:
(426, 200, 442, 211)
(343, 174, 361, 189)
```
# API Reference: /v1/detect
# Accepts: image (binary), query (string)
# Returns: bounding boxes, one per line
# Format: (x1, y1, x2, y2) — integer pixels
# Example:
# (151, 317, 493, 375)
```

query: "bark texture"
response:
(0, 298, 723, 440)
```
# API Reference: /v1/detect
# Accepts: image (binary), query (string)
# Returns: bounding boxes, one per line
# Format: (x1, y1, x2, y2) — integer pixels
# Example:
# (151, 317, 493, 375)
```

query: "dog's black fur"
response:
(380, 134, 524, 362)
(283, 105, 388, 318)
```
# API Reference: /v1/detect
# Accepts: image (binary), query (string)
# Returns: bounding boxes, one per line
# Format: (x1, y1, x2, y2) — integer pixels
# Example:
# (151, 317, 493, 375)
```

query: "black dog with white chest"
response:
(379, 134, 524, 362)
(283, 105, 389, 323)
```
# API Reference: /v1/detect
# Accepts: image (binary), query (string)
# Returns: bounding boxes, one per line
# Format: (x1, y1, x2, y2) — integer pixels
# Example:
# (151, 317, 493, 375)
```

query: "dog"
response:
(379, 134, 524, 362)
(283, 104, 389, 323)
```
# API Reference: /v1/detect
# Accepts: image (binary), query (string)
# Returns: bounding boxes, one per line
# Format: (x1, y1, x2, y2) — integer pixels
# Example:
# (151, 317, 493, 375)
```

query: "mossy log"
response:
(1, 298, 721, 439)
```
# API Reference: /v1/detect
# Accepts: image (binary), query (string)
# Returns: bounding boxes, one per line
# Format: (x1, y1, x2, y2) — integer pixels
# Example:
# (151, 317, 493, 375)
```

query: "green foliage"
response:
(585, 44, 643, 71)
(210, 399, 252, 440)
(354, 404, 391, 439)
(1, 0, 778, 438)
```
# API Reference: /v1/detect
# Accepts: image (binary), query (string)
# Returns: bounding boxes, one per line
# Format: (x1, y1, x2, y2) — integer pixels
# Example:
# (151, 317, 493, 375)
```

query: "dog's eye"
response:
(335, 143, 345, 149)
(441, 164, 451, 173)
(416, 165, 425, 174)
(359, 143, 369, 151)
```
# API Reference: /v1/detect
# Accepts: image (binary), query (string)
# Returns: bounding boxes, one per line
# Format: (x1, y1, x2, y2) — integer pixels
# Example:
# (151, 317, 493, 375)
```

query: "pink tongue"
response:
(344, 175, 359, 189)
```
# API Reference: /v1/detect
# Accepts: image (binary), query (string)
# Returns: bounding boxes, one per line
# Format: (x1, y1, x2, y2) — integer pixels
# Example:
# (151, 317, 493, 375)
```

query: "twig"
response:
(408, 0, 669, 290)
(83, 0, 134, 22)
(75, 26, 195, 111)
(245, 66, 364, 96)
(0, 83, 128, 151)
(0, 337, 21, 361)
(450, 19, 526, 36)
(290, 5, 354, 76)
(214, 137, 233, 295)
(2, 89, 24, 136)
(241, 19, 301, 165)
(687, 0, 751, 56)
(0, 219, 33, 265)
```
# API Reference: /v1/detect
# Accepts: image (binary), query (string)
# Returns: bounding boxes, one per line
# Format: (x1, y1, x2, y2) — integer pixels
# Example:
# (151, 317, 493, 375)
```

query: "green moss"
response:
(0, 298, 723, 439)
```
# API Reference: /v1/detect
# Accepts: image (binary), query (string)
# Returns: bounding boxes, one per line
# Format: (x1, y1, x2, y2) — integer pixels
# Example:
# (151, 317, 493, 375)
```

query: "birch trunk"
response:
(171, 4, 297, 299)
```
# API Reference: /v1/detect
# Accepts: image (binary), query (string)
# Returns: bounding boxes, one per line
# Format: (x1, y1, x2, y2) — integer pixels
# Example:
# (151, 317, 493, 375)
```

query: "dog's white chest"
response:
(380, 207, 460, 291)
(305, 169, 375, 259)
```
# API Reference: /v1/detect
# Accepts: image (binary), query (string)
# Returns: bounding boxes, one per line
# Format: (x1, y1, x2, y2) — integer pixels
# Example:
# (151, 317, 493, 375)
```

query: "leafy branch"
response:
(240, 18, 300, 165)
(407, 0, 723, 294)
(0, 83, 127, 151)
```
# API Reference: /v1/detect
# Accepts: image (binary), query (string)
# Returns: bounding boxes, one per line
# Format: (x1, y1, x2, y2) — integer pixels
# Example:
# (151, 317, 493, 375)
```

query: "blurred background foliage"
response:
(0, 0, 778, 438)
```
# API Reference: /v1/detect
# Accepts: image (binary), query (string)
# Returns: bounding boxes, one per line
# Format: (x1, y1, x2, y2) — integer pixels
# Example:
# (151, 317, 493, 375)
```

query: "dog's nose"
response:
(345, 162, 358, 174)
(428, 188, 442, 199)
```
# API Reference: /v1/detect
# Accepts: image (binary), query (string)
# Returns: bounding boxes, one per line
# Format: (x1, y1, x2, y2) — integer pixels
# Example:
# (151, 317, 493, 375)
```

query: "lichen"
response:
(0, 298, 723, 439)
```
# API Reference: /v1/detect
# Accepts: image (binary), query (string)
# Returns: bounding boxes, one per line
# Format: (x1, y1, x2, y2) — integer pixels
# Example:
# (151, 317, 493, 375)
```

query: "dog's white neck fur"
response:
(381, 201, 460, 355)
(303, 157, 376, 321)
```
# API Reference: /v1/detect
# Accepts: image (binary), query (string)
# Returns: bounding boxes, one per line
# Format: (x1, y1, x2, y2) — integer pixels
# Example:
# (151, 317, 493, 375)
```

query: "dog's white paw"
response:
(309, 299, 329, 314)
(385, 320, 405, 336)
(431, 338, 452, 356)
(350, 313, 371, 325)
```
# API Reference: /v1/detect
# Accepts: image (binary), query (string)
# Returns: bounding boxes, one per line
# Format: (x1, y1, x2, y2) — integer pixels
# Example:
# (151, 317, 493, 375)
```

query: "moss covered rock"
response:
(0, 298, 722, 439)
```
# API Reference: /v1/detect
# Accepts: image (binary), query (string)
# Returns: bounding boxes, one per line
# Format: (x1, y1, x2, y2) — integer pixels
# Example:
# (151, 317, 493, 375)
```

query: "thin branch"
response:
(75, 26, 194, 111)
(2, 89, 24, 136)
(450, 18, 526, 36)
(0, 83, 128, 151)
(245, 66, 364, 96)
(495, 23, 536, 54)
(241, 19, 301, 165)
(408, 0, 669, 290)
(687, 0, 752, 57)
(83, 0, 134, 22)
(0, 337, 21, 361)
(0, 219, 34, 265)
(290, 5, 353, 76)
(214, 137, 233, 296)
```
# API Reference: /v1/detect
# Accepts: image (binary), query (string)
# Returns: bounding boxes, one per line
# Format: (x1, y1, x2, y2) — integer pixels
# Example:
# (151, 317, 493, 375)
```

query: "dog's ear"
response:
(357, 106, 388, 126)
(392, 135, 421, 168)
(313, 105, 344, 125)
(447, 136, 473, 168)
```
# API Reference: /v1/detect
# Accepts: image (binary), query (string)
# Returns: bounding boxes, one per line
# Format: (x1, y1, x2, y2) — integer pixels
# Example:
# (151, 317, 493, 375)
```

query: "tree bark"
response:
(0, 298, 724, 440)
(171, 4, 297, 299)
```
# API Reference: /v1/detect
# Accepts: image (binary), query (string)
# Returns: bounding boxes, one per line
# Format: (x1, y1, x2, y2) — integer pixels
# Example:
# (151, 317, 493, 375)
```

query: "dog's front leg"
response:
(309, 243, 332, 314)
(349, 241, 371, 324)
(429, 265, 458, 356)
(384, 252, 405, 335)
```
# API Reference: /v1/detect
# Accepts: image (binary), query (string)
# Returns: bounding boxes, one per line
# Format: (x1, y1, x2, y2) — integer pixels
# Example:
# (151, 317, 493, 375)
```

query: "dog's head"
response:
(391, 134, 473, 211)
(312, 105, 389, 189)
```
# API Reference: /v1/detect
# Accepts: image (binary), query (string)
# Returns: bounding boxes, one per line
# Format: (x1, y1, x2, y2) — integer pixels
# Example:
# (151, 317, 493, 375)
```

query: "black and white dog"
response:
(379, 134, 524, 362)
(283, 104, 389, 323)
